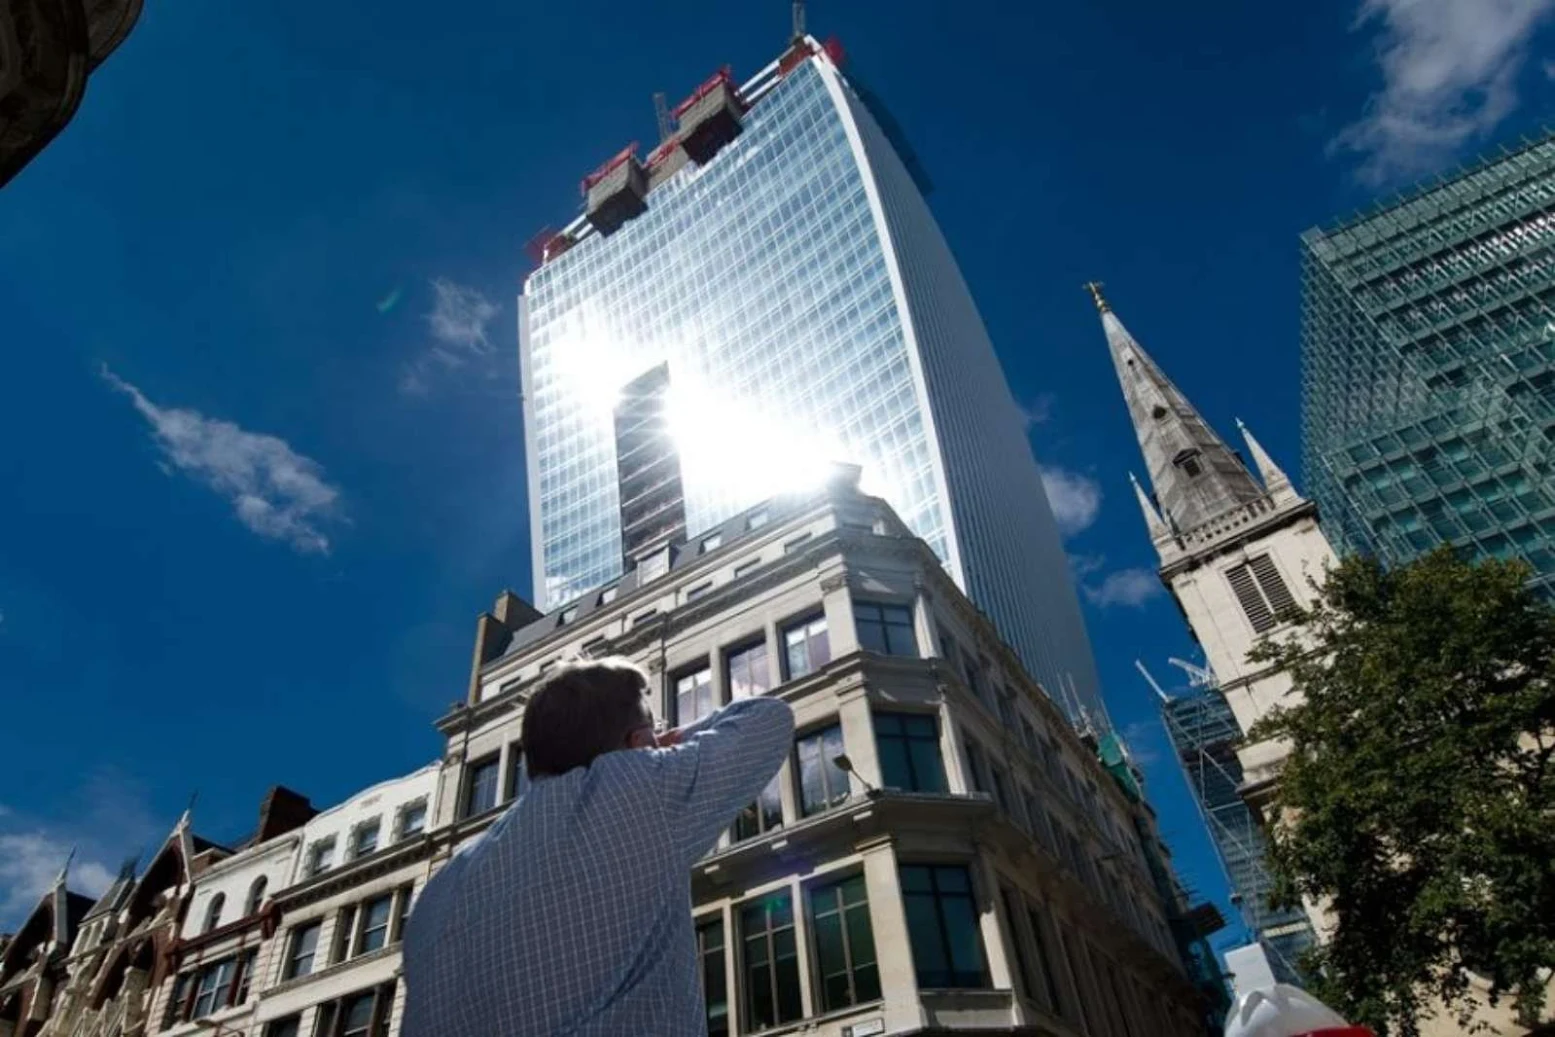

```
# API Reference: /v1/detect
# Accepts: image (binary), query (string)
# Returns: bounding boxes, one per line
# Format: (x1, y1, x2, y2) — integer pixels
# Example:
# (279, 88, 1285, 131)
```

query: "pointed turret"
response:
(1130, 472, 1172, 547)
(1087, 284, 1266, 535)
(1236, 418, 1298, 504)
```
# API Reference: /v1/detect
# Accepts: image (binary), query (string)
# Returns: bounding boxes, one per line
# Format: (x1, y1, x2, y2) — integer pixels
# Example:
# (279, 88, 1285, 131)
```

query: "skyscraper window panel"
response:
(1301, 135, 1555, 593)
(522, 54, 1104, 725)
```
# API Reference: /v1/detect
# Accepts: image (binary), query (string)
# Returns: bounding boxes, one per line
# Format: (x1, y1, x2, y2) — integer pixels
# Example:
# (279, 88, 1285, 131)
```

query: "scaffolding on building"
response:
(1139, 660, 1317, 986)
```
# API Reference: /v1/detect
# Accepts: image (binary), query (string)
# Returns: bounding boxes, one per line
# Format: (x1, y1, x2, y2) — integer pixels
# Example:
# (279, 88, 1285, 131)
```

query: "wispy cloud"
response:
(1068, 552, 1108, 581)
(1082, 567, 1164, 609)
(1040, 466, 1102, 537)
(1121, 720, 1164, 767)
(400, 278, 501, 395)
(0, 771, 162, 927)
(102, 367, 342, 554)
(1020, 393, 1056, 429)
(1333, 0, 1555, 183)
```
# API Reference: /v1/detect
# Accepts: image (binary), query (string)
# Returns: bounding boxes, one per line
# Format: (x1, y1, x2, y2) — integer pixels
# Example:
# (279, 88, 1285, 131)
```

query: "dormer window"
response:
(1172, 448, 1203, 478)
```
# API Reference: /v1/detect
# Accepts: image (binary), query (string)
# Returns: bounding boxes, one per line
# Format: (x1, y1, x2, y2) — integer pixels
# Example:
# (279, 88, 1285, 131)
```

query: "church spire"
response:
(1090, 287, 1266, 536)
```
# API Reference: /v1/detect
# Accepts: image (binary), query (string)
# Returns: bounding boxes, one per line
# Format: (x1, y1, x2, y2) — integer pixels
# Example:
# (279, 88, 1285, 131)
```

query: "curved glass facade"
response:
(521, 54, 1102, 723)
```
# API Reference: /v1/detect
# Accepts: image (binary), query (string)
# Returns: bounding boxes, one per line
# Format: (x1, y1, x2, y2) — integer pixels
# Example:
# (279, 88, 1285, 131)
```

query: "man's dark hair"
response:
(522, 658, 651, 779)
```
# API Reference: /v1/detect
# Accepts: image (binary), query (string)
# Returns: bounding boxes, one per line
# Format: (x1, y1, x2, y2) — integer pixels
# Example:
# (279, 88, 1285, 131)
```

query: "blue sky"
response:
(2, 0, 1552, 942)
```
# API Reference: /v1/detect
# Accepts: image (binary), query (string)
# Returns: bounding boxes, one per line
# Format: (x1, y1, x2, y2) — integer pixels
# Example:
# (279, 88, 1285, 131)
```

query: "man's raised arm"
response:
(652, 697, 795, 863)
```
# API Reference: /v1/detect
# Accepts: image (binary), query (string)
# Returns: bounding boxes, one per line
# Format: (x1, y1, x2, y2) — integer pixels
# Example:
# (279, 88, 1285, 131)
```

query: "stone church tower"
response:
(1087, 284, 1337, 804)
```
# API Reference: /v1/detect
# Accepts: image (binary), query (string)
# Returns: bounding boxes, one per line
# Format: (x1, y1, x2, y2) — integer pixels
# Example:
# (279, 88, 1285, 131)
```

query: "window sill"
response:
(745, 998, 885, 1036)
(267, 944, 399, 996)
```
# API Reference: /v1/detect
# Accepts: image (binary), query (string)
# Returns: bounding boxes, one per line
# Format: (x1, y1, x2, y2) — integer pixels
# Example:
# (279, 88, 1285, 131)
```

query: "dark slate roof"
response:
(81, 859, 137, 922)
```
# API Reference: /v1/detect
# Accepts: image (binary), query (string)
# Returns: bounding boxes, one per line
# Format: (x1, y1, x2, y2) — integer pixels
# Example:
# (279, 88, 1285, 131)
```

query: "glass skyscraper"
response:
(1300, 134, 1555, 592)
(519, 42, 1104, 723)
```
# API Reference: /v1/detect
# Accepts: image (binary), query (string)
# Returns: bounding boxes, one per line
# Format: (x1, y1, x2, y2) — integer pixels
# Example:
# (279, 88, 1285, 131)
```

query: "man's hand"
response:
(656, 727, 684, 748)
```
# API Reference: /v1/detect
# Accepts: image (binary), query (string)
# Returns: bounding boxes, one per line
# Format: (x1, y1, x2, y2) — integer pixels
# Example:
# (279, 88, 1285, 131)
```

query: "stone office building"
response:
(6, 476, 1209, 1037)
(433, 472, 1206, 1037)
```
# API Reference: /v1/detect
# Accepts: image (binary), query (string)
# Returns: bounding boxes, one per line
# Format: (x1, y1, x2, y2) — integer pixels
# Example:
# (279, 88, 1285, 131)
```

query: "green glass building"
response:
(1300, 133, 1555, 592)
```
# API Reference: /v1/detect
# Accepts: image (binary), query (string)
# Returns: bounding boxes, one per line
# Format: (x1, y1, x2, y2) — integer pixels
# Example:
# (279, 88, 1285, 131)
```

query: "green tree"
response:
(1248, 548, 1555, 1036)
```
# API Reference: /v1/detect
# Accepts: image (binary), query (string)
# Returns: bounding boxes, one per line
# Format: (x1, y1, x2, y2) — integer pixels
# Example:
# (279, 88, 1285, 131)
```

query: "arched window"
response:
(202, 893, 225, 934)
(245, 877, 268, 916)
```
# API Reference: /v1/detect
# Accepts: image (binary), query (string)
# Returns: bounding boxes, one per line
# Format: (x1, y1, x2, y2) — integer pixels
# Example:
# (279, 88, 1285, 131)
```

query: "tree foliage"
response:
(1249, 548, 1555, 1036)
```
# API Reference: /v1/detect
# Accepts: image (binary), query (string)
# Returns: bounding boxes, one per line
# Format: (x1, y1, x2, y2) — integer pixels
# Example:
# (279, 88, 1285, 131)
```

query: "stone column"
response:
(861, 840, 927, 1034)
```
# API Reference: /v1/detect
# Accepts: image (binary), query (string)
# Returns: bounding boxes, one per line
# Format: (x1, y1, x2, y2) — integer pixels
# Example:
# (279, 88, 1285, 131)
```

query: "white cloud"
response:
(0, 833, 116, 920)
(1334, 0, 1555, 183)
(401, 278, 501, 395)
(0, 773, 162, 928)
(102, 367, 342, 554)
(1082, 567, 1164, 609)
(1040, 466, 1103, 537)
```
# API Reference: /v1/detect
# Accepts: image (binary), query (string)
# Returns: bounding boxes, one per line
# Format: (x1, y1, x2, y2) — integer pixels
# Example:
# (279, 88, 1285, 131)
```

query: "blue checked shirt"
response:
(402, 696, 795, 1037)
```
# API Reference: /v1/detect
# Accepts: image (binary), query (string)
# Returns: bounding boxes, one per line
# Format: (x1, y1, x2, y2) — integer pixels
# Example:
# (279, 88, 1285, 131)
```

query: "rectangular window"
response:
(1000, 889, 1036, 1004)
(936, 627, 957, 663)
(782, 613, 830, 679)
(899, 864, 988, 988)
(233, 948, 258, 1005)
(506, 746, 528, 802)
(558, 605, 578, 626)
(747, 508, 769, 530)
(1025, 905, 1066, 1019)
(303, 838, 335, 878)
(339, 990, 377, 1037)
(634, 607, 660, 627)
(1226, 554, 1298, 633)
(675, 664, 716, 725)
(733, 557, 761, 580)
(285, 920, 321, 979)
(265, 1018, 300, 1037)
(962, 739, 988, 794)
(312, 983, 395, 1037)
(191, 958, 236, 1019)
(739, 893, 802, 1030)
(349, 819, 380, 860)
(783, 532, 811, 553)
(333, 905, 358, 963)
(598, 586, 618, 606)
(807, 874, 881, 1011)
(733, 773, 784, 842)
(990, 767, 1010, 812)
(853, 601, 917, 657)
(697, 917, 730, 1037)
(395, 800, 427, 840)
(795, 724, 849, 815)
(701, 532, 723, 554)
(462, 755, 500, 818)
(726, 639, 771, 699)
(685, 581, 713, 603)
(874, 712, 946, 792)
(164, 973, 192, 1028)
(358, 894, 394, 954)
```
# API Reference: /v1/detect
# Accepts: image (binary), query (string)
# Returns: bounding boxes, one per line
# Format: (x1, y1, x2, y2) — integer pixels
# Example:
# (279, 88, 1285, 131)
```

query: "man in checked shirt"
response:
(402, 657, 795, 1037)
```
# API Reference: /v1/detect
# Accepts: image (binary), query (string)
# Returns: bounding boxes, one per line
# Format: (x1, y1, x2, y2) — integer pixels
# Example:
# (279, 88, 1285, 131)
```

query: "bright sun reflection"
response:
(664, 377, 853, 505)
